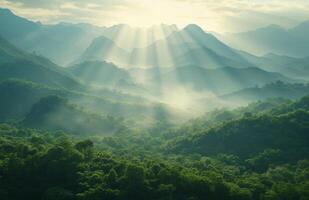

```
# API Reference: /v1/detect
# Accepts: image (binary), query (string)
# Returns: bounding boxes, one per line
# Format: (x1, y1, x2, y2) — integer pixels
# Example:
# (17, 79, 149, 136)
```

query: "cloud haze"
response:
(1, 0, 309, 32)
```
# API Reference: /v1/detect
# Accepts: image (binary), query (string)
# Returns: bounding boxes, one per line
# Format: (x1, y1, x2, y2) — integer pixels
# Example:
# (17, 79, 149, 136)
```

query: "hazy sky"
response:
(1, 0, 309, 33)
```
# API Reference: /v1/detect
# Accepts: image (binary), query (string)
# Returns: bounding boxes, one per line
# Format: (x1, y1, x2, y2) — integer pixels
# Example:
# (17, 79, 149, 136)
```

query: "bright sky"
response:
(1, 0, 309, 33)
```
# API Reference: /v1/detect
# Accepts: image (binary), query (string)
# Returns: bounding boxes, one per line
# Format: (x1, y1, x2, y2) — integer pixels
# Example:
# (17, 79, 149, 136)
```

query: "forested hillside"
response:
(1, 96, 309, 200)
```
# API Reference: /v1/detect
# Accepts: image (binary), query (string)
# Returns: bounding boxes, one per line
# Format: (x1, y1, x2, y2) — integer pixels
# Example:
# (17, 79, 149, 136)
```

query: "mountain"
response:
(1, 7, 309, 110)
(68, 61, 132, 86)
(22, 95, 125, 135)
(221, 21, 309, 57)
(128, 24, 254, 68)
(154, 66, 293, 94)
(278, 56, 309, 79)
(0, 78, 152, 122)
(100, 24, 178, 51)
(68, 60, 153, 97)
(0, 60, 83, 90)
(0, 9, 179, 65)
(290, 21, 309, 41)
(0, 35, 30, 64)
(0, 9, 102, 65)
(0, 37, 183, 123)
(21, 93, 186, 133)
(76, 27, 185, 67)
(0, 78, 184, 126)
(0, 8, 40, 40)
(181, 24, 249, 62)
(167, 95, 309, 161)
(80, 24, 255, 68)
(0, 35, 59, 69)
(129, 41, 196, 67)
(18, 23, 99, 65)
(76, 36, 129, 66)
(235, 50, 309, 79)
(172, 46, 252, 68)
(169, 109, 309, 160)
(0, 79, 65, 121)
(235, 51, 296, 70)
(0, 9, 266, 70)
(0, 36, 85, 90)
(221, 81, 309, 104)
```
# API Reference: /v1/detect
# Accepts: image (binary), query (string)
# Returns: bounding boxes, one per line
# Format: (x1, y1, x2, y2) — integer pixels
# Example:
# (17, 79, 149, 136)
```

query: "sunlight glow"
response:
(2, 0, 309, 33)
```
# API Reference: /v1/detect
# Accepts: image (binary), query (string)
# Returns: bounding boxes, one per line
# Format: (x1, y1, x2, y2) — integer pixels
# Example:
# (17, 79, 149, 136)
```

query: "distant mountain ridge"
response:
(74, 23, 258, 69)
(221, 81, 309, 104)
(221, 21, 309, 57)
(0, 8, 40, 40)
(68, 61, 132, 86)
(0, 8, 178, 65)
(1, 7, 309, 114)
(76, 36, 129, 66)
(2, 7, 309, 74)
(153, 66, 293, 94)
(0, 35, 85, 90)
(0, 8, 255, 69)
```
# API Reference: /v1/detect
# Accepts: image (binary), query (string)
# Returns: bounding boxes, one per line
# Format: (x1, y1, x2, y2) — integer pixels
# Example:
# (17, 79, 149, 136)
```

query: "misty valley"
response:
(0, 7, 309, 200)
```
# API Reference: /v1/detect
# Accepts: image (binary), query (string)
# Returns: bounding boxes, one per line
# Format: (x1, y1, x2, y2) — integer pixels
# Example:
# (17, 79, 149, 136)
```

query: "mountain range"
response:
(1, 8, 309, 72)
(0, 7, 309, 122)
(220, 22, 309, 58)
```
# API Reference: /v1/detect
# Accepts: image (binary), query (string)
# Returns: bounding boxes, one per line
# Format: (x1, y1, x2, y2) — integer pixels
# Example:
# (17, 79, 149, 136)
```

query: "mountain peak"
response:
(292, 20, 309, 31)
(93, 35, 114, 43)
(183, 24, 204, 33)
(0, 8, 13, 15)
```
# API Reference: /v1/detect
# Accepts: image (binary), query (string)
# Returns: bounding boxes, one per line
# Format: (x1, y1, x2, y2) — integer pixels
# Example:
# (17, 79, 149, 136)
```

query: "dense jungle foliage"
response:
(1, 95, 309, 200)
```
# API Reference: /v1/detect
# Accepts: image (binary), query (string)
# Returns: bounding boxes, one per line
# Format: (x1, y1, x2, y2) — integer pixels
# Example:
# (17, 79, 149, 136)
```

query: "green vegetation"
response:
(0, 79, 62, 121)
(222, 81, 309, 103)
(22, 95, 126, 135)
(1, 95, 309, 200)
